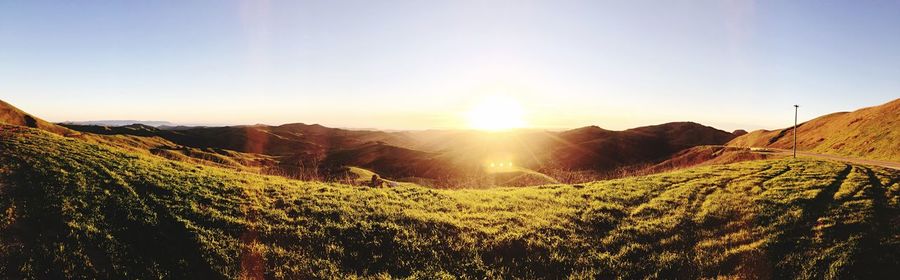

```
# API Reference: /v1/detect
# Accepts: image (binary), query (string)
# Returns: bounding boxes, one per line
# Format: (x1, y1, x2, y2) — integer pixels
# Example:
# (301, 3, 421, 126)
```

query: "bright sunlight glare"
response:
(466, 96, 527, 131)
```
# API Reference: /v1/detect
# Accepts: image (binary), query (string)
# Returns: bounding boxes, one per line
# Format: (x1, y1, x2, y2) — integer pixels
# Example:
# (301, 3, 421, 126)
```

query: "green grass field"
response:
(1, 125, 898, 279)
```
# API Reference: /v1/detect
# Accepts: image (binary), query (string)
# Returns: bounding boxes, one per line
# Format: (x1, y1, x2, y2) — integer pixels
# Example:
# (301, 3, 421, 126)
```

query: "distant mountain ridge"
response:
(61, 120, 175, 127)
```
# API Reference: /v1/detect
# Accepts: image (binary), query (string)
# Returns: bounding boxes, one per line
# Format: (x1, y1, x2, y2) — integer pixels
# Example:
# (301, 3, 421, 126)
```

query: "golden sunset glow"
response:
(466, 96, 527, 131)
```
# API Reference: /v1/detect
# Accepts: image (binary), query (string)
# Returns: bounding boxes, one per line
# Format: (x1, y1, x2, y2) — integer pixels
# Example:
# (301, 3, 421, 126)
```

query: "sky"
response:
(1, 0, 898, 131)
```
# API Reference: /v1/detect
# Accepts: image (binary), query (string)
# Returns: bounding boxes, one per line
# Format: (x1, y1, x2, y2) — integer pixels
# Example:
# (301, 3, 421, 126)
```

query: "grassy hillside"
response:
(0, 100, 277, 173)
(646, 145, 779, 173)
(1, 125, 898, 279)
(0, 100, 75, 136)
(728, 98, 899, 162)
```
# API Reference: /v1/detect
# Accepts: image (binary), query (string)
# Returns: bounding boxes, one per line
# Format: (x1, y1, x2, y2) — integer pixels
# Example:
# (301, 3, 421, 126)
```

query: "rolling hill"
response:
(0, 100, 75, 136)
(645, 145, 778, 174)
(548, 122, 737, 171)
(288, 122, 739, 186)
(728, 98, 900, 162)
(57, 110, 739, 186)
(0, 101, 278, 173)
(1, 124, 897, 278)
(60, 122, 424, 179)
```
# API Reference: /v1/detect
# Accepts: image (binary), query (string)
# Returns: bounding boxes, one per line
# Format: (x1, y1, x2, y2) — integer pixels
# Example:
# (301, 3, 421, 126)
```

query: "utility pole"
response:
(793, 105, 799, 158)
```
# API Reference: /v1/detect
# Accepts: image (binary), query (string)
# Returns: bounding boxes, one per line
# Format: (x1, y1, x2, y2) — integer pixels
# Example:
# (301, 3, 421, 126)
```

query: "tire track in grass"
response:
(859, 167, 900, 278)
(616, 164, 772, 228)
(676, 176, 734, 278)
(795, 166, 899, 278)
(683, 163, 790, 278)
(756, 163, 793, 192)
(691, 164, 792, 278)
(800, 165, 852, 229)
(593, 174, 710, 278)
(794, 166, 872, 279)
(603, 165, 766, 278)
(770, 164, 851, 278)
(575, 174, 709, 278)
(651, 167, 767, 278)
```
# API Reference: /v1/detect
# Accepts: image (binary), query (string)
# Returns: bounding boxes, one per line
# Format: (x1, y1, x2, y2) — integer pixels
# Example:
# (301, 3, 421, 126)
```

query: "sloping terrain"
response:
(645, 145, 778, 173)
(61, 122, 430, 182)
(60, 114, 737, 186)
(0, 101, 277, 172)
(320, 142, 462, 181)
(728, 98, 899, 162)
(0, 100, 75, 136)
(549, 122, 737, 171)
(1, 125, 897, 279)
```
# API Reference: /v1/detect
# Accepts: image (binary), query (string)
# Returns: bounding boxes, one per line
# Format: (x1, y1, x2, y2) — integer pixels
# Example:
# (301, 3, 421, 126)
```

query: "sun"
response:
(466, 96, 527, 131)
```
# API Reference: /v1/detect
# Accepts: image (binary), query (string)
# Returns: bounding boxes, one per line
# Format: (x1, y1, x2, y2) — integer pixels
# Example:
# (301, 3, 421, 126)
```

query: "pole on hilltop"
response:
(793, 105, 799, 158)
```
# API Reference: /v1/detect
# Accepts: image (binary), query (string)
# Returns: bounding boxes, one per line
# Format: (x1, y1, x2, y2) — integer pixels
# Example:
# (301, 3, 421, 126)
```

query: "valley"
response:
(1, 124, 897, 278)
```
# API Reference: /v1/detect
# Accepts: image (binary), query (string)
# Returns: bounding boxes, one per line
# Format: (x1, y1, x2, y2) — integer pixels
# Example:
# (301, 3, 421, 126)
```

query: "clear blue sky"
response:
(1, 0, 898, 131)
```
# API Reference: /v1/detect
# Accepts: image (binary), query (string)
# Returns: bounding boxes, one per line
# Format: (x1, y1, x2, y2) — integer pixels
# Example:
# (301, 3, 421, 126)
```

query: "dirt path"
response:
(755, 148, 900, 170)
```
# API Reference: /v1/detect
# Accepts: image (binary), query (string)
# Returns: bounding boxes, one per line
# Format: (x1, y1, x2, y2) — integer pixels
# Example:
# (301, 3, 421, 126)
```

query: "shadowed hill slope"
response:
(549, 122, 737, 170)
(728, 98, 900, 162)
(2, 124, 897, 279)
(321, 142, 450, 179)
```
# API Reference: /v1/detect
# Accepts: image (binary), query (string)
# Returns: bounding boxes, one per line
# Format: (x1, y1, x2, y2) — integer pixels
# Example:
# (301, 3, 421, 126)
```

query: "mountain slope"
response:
(645, 145, 777, 173)
(728, 98, 900, 161)
(1, 124, 897, 279)
(0, 100, 74, 136)
(0, 100, 277, 171)
(321, 142, 452, 179)
(549, 122, 737, 170)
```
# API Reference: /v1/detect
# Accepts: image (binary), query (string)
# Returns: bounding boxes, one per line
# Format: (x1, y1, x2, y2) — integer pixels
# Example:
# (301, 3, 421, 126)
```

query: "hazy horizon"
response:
(3, 0, 899, 131)
(42, 93, 896, 133)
